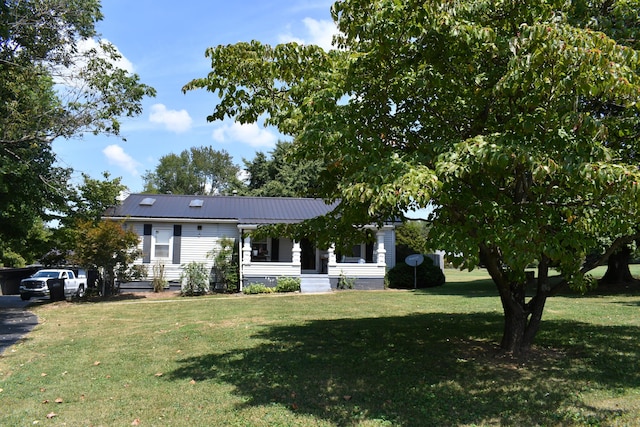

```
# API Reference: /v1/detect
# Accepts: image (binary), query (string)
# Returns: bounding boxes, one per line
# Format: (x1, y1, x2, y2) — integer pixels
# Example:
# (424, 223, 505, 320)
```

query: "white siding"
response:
(180, 223, 238, 265)
(125, 221, 240, 282)
(125, 222, 145, 259)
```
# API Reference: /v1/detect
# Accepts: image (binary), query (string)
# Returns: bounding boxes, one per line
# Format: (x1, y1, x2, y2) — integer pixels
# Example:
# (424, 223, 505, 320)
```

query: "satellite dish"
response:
(405, 254, 424, 267)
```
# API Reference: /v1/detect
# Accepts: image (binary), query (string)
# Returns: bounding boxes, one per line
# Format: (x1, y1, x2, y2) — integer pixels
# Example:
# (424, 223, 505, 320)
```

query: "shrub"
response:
(337, 273, 355, 290)
(275, 276, 301, 293)
(180, 261, 209, 296)
(387, 257, 445, 289)
(243, 283, 275, 294)
(209, 237, 239, 293)
(151, 262, 167, 293)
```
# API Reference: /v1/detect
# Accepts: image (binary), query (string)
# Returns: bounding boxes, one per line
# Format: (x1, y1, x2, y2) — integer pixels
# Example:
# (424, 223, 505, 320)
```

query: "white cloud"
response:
(212, 122, 278, 148)
(279, 17, 337, 51)
(302, 18, 337, 50)
(103, 144, 140, 175)
(54, 38, 135, 88)
(236, 169, 250, 185)
(149, 104, 193, 133)
(78, 38, 134, 73)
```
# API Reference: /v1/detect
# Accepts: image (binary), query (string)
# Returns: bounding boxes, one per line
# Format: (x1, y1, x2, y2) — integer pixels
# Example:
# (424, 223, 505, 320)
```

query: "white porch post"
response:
(242, 235, 252, 266)
(327, 244, 337, 267)
(292, 241, 301, 267)
(376, 229, 387, 266)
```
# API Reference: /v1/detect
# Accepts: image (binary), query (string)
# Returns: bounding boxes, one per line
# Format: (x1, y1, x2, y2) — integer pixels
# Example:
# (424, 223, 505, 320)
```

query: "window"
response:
(154, 228, 171, 258)
(251, 238, 269, 261)
(351, 245, 362, 258)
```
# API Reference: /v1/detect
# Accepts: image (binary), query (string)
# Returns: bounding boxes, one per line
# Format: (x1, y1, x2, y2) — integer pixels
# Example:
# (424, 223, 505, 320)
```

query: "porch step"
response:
(300, 275, 332, 294)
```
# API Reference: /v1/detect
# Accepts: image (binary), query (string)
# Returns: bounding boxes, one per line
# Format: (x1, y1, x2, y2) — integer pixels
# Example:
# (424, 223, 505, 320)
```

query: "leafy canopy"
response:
(185, 0, 640, 288)
(0, 0, 155, 265)
(241, 141, 323, 197)
(186, 0, 640, 353)
(143, 146, 240, 195)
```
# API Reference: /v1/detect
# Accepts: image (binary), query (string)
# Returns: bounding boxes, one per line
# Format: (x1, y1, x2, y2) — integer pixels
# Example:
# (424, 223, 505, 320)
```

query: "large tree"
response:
(0, 0, 155, 265)
(54, 173, 143, 295)
(184, 0, 640, 355)
(42, 172, 128, 267)
(143, 146, 240, 195)
(70, 219, 144, 296)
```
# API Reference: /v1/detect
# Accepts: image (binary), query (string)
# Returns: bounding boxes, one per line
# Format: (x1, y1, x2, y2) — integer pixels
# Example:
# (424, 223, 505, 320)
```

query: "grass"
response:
(1, 270, 640, 426)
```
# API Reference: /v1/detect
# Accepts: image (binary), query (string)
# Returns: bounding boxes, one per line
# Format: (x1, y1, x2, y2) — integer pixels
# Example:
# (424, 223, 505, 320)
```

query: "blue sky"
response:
(52, 0, 337, 192)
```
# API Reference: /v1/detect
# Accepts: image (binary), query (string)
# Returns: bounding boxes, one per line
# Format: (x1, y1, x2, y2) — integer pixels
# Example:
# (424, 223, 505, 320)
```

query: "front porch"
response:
(239, 225, 393, 291)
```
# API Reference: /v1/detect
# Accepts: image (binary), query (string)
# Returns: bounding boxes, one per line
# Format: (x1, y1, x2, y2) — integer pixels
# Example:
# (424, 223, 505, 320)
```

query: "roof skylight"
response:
(189, 199, 204, 207)
(140, 197, 156, 206)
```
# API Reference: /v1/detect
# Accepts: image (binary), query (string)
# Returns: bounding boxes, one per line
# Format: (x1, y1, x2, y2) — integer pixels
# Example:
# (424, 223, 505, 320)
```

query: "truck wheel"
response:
(20, 294, 30, 301)
(76, 285, 85, 298)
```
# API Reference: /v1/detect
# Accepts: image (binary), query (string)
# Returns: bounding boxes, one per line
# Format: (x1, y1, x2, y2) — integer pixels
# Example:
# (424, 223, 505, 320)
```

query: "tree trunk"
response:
(500, 299, 527, 352)
(600, 246, 638, 286)
(481, 245, 550, 356)
(102, 267, 116, 296)
(497, 283, 548, 354)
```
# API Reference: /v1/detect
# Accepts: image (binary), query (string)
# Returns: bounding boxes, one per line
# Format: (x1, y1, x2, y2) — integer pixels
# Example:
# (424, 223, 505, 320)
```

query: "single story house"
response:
(105, 193, 397, 292)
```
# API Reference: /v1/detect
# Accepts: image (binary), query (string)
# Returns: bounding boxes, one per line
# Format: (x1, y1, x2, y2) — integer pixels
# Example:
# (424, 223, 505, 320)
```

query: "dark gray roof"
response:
(106, 194, 338, 224)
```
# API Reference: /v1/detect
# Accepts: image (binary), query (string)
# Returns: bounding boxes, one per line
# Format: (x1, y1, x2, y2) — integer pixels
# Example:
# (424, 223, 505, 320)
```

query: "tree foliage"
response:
(395, 221, 430, 263)
(242, 141, 323, 197)
(72, 172, 126, 223)
(143, 146, 240, 195)
(39, 172, 127, 273)
(0, 0, 154, 265)
(185, 0, 640, 354)
(70, 219, 144, 295)
(1, 0, 155, 143)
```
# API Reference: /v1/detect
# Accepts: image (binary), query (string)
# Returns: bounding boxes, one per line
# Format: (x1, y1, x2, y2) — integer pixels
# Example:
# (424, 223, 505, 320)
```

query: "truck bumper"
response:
(19, 288, 50, 299)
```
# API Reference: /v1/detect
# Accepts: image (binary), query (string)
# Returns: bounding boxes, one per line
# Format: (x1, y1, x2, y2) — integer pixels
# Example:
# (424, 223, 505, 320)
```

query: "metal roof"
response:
(106, 194, 338, 224)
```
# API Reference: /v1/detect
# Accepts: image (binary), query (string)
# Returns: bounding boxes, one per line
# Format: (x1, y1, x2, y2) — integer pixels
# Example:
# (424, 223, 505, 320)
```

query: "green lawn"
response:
(1, 270, 640, 426)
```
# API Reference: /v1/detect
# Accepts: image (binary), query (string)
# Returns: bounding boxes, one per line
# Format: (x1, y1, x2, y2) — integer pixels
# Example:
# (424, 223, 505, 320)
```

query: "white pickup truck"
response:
(19, 269, 87, 301)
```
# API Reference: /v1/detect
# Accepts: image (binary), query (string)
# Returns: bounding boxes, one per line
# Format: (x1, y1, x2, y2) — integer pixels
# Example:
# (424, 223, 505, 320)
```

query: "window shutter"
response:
(271, 238, 279, 261)
(142, 224, 152, 263)
(172, 225, 182, 264)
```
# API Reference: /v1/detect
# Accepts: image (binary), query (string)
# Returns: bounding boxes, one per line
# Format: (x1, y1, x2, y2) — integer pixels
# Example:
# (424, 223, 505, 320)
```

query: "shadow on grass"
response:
(167, 312, 640, 426)
(431, 276, 600, 299)
(416, 279, 498, 297)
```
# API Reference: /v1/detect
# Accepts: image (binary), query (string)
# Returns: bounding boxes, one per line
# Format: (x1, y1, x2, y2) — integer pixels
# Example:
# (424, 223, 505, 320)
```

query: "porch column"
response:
(327, 244, 337, 267)
(376, 229, 387, 265)
(242, 235, 252, 265)
(292, 241, 301, 266)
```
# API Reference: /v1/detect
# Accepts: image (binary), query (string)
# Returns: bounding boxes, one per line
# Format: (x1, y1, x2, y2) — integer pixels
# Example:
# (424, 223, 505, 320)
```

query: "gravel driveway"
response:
(0, 296, 38, 355)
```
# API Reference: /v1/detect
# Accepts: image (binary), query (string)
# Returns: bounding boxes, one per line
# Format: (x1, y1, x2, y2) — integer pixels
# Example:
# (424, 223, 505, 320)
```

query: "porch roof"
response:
(106, 193, 338, 224)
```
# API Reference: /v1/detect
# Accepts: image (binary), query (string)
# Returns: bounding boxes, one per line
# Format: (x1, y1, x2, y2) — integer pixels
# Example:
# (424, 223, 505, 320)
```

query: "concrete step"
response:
(300, 275, 332, 294)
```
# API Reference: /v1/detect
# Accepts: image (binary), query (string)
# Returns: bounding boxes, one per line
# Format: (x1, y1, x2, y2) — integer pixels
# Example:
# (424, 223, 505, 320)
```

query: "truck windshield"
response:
(32, 271, 61, 278)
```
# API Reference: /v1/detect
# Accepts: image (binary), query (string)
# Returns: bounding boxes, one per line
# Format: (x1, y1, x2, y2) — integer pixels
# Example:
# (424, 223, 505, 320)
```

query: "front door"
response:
(301, 238, 316, 272)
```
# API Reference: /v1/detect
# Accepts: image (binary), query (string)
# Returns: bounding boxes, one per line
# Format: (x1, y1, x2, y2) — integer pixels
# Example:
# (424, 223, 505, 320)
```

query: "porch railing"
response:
(242, 260, 386, 279)
(242, 262, 301, 278)
(328, 263, 386, 278)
